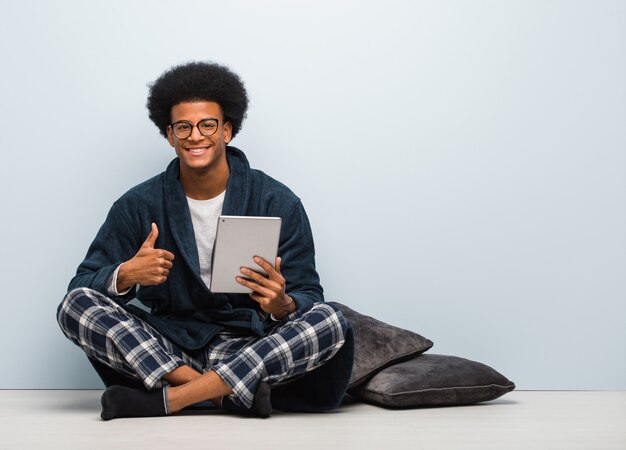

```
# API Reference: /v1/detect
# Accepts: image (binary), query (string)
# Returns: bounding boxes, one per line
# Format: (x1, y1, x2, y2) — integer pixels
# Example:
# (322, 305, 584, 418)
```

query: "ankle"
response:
(163, 365, 202, 386)
(166, 386, 184, 414)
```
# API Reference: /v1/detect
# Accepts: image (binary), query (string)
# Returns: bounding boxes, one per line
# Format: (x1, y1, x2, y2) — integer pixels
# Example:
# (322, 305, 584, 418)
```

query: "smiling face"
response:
(166, 101, 232, 179)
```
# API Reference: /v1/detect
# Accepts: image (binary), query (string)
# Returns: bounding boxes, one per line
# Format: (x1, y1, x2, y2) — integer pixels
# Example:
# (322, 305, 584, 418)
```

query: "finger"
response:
(240, 267, 283, 291)
(236, 276, 275, 297)
(159, 259, 174, 270)
(253, 256, 279, 279)
(275, 256, 282, 275)
(157, 249, 176, 261)
(143, 274, 167, 286)
(248, 291, 261, 304)
(142, 223, 158, 249)
(240, 266, 268, 284)
(249, 291, 270, 305)
(247, 292, 271, 307)
(153, 268, 169, 278)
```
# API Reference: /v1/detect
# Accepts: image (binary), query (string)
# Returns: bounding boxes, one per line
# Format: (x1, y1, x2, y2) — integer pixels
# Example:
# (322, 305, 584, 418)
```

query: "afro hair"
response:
(147, 61, 249, 139)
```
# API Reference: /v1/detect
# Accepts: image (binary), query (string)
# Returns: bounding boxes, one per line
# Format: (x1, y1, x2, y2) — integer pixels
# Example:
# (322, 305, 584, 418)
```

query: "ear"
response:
(166, 126, 175, 147)
(223, 122, 233, 144)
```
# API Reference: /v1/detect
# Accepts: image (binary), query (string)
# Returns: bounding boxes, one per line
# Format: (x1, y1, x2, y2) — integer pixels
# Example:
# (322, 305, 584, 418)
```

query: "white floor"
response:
(1, 390, 624, 450)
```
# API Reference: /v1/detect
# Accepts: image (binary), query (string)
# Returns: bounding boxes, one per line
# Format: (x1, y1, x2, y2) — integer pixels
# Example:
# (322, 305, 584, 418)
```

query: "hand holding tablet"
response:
(237, 255, 296, 319)
(209, 215, 296, 318)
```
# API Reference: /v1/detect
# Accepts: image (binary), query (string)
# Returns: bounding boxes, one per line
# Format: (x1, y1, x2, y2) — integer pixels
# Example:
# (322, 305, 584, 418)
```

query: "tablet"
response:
(209, 215, 282, 293)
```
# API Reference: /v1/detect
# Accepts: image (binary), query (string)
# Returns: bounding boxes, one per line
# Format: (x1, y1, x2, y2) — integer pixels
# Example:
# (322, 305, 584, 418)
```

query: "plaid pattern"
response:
(209, 302, 347, 407)
(57, 288, 348, 409)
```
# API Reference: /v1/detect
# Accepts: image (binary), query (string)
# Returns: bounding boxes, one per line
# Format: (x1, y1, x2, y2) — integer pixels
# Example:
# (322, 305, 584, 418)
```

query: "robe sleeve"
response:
(279, 199, 324, 311)
(67, 200, 143, 303)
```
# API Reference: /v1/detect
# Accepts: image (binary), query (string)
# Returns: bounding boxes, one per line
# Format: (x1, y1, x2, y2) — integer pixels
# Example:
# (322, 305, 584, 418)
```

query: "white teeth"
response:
(188, 148, 206, 154)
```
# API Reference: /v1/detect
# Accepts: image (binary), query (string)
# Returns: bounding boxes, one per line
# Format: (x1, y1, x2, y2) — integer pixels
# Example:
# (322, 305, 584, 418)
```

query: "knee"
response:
(56, 288, 107, 335)
(311, 303, 349, 340)
(57, 287, 93, 319)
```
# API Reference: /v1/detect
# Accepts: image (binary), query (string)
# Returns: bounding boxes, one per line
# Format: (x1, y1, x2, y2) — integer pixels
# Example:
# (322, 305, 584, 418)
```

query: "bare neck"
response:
(179, 159, 230, 200)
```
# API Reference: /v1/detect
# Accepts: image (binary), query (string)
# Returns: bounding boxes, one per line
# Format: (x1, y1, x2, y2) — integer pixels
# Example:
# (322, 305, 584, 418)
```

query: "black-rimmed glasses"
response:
(169, 118, 220, 139)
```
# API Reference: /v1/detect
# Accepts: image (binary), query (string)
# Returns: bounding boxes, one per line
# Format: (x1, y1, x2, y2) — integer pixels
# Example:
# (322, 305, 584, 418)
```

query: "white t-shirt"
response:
(186, 191, 226, 288)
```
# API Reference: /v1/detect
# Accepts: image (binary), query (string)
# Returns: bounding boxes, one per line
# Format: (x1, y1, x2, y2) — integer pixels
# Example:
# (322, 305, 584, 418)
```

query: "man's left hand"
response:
(236, 256, 296, 319)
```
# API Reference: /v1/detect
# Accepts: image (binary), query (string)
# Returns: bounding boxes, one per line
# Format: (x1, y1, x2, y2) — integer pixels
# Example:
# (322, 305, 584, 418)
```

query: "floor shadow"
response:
(45, 391, 101, 413)
(485, 398, 517, 405)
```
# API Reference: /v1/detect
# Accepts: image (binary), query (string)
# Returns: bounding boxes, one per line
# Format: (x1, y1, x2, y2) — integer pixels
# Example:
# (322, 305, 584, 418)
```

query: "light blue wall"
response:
(1, 0, 624, 389)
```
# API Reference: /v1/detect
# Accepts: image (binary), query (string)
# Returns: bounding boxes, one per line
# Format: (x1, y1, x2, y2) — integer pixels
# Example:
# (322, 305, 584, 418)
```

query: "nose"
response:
(187, 125, 205, 142)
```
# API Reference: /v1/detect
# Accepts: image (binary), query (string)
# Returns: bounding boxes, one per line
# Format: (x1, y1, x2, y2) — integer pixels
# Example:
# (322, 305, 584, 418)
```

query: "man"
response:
(57, 62, 354, 420)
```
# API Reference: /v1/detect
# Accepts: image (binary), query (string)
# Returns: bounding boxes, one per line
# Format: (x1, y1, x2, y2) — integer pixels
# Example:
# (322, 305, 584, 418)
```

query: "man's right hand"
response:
(117, 223, 175, 292)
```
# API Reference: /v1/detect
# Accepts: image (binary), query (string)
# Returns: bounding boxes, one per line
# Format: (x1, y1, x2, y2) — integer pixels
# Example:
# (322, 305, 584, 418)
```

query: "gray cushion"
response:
(328, 302, 433, 389)
(350, 354, 516, 408)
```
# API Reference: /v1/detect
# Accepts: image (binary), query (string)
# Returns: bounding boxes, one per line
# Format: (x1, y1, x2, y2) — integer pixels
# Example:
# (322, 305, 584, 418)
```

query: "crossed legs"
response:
(164, 366, 229, 413)
(57, 288, 348, 419)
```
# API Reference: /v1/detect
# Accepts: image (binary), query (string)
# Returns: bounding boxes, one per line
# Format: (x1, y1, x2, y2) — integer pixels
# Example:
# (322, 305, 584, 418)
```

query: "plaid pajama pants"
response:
(57, 287, 348, 409)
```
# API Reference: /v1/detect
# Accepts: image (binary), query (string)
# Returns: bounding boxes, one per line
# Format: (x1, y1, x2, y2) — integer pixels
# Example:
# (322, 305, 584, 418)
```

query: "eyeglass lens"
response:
(172, 119, 218, 138)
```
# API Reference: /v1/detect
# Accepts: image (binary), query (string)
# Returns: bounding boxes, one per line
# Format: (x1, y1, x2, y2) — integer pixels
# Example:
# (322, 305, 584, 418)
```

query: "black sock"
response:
(222, 380, 272, 418)
(100, 385, 169, 421)
(252, 380, 272, 418)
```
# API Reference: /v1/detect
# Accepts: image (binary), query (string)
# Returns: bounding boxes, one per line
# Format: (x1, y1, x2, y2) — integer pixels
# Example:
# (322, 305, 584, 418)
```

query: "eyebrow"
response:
(173, 118, 219, 124)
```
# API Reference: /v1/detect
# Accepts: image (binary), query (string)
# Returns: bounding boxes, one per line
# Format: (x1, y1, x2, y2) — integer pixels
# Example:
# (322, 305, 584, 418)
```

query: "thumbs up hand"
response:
(142, 222, 160, 249)
(116, 223, 175, 292)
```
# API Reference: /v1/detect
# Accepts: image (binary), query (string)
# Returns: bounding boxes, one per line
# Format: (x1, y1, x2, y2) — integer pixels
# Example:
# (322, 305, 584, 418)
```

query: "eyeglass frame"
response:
(169, 118, 222, 139)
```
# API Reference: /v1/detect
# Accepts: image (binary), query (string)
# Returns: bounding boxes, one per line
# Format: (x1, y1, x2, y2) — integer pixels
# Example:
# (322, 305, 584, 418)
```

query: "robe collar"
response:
(163, 146, 251, 282)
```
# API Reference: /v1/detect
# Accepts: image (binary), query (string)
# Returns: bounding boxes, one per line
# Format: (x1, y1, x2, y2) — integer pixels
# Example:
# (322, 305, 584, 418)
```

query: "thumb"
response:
(275, 256, 282, 274)
(142, 223, 158, 248)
